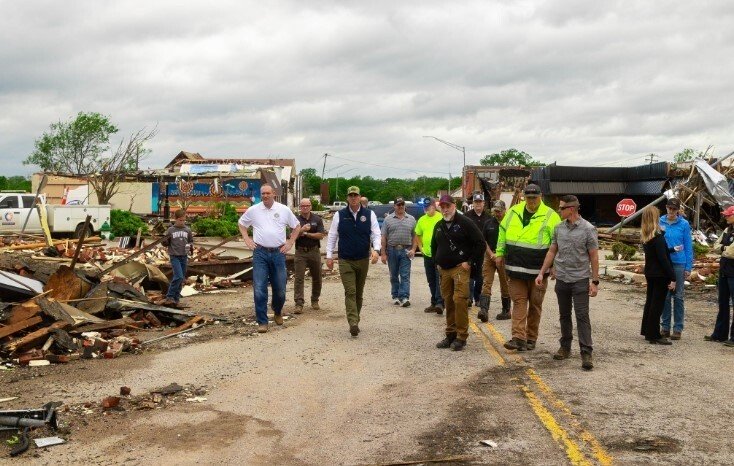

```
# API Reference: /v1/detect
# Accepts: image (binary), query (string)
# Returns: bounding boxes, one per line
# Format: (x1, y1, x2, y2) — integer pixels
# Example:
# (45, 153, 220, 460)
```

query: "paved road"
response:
(10, 258, 734, 465)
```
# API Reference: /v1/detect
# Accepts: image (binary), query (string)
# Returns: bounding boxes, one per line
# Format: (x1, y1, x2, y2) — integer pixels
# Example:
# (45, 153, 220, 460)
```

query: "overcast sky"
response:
(1, 1, 733, 179)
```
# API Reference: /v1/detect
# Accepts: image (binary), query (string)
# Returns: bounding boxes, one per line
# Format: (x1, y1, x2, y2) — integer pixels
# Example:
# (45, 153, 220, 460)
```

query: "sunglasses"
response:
(558, 205, 576, 211)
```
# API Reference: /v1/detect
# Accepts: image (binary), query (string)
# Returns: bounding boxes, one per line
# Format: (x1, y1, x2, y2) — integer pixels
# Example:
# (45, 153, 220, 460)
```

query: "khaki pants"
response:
(480, 251, 509, 298)
(294, 247, 322, 306)
(508, 276, 548, 342)
(439, 265, 470, 341)
(338, 258, 370, 326)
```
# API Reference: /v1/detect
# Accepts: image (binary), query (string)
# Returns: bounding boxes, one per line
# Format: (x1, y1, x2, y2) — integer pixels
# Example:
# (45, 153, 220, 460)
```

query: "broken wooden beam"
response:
(4, 321, 69, 354)
(164, 315, 204, 335)
(0, 316, 44, 340)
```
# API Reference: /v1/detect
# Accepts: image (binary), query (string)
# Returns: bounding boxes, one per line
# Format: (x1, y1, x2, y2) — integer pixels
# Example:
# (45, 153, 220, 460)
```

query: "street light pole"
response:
(423, 135, 466, 196)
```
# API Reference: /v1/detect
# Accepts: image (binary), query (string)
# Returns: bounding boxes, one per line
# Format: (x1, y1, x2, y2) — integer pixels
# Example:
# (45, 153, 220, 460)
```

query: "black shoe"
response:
(424, 305, 436, 313)
(526, 340, 536, 351)
(503, 338, 527, 351)
(450, 339, 466, 351)
(581, 352, 594, 371)
(435, 306, 444, 315)
(349, 324, 360, 337)
(649, 337, 672, 345)
(553, 347, 571, 360)
(704, 335, 725, 342)
(495, 311, 511, 320)
(660, 329, 671, 338)
(400, 298, 411, 308)
(436, 334, 457, 348)
(477, 309, 488, 322)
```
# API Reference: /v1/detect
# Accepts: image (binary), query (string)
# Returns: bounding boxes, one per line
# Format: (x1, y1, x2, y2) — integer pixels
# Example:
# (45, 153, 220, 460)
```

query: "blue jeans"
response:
(423, 255, 443, 307)
(252, 247, 287, 325)
(166, 255, 187, 303)
(661, 264, 686, 332)
(387, 247, 411, 300)
(714, 275, 734, 342)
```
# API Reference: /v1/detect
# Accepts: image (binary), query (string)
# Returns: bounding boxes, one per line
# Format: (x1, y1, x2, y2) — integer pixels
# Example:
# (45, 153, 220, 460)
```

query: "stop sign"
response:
(616, 198, 637, 217)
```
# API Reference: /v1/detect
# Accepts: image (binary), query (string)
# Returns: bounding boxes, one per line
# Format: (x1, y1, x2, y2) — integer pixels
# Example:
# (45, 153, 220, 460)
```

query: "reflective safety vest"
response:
(496, 201, 561, 280)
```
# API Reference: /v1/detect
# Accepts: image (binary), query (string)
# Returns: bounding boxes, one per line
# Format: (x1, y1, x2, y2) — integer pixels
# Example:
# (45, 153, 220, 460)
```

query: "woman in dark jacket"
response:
(708, 205, 734, 345)
(640, 206, 676, 344)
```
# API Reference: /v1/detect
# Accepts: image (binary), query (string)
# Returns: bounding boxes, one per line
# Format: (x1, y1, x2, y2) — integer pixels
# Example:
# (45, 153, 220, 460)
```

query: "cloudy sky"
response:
(1, 1, 732, 179)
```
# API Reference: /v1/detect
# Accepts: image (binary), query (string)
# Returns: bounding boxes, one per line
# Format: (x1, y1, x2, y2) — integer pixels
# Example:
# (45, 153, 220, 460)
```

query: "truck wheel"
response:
(73, 223, 94, 239)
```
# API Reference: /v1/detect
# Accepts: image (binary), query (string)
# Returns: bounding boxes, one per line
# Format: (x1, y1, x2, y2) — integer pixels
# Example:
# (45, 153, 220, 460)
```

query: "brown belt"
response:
(297, 246, 319, 252)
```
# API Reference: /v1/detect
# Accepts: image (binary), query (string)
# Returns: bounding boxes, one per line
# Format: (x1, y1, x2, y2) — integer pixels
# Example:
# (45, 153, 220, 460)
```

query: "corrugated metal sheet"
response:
(625, 180, 666, 195)
(547, 180, 665, 195)
(549, 181, 626, 195)
(533, 162, 669, 182)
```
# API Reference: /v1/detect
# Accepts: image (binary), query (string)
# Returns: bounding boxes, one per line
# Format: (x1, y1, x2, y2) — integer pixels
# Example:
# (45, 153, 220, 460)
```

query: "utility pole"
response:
(646, 153, 659, 164)
(321, 153, 329, 179)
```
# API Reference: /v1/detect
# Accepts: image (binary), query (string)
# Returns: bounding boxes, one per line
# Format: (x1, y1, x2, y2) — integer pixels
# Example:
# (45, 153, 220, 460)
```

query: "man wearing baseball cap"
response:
(381, 197, 417, 307)
(431, 194, 485, 351)
(477, 199, 512, 321)
(326, 186, 382, 337)
(709, 205, 734, 346)
(413, 197, 444, 313)
(496, 184, 561, 351)
(465, 192, 491, 309)
(658, 197, 693, 340)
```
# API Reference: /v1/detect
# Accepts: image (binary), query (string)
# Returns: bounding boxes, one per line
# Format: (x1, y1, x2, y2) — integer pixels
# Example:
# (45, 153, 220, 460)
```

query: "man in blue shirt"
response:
(659, 198, 693, 340)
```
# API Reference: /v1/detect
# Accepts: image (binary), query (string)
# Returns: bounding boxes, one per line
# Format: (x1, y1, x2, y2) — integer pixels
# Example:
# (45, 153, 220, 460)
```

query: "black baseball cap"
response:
(394, 197, 405, 205)
(524, 184, 542, 197)
(666, 198, 681, 209)
(473, 193, 484, 202)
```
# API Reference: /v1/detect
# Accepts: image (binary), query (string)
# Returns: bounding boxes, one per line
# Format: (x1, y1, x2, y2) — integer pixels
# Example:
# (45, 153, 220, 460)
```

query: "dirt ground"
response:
(1, 256, 733, 465)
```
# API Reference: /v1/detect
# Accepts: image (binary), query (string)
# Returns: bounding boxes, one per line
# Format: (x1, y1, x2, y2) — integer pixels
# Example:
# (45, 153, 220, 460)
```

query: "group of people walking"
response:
(167, 181, 734, 371)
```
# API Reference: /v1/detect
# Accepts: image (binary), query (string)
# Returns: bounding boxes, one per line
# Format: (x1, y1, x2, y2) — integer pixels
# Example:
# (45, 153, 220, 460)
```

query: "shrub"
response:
(612, 242, 638, 261)
(191, 217, 239, 237)
(705, 270, 719, 285)
(310, 198, 325, 211)
(110, 209, 148, 237)
(693, 242, 709, 259)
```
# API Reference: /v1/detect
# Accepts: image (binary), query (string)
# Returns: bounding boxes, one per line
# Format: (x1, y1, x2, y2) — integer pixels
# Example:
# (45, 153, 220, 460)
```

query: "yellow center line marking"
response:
(469, 321, 505, 365)
(522, 386, 593, 466)
(472, 318, 614, 465)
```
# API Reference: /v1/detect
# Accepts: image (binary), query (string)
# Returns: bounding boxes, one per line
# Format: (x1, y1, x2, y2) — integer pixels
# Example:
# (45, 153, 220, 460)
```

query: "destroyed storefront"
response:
(531, 162, 670, 226)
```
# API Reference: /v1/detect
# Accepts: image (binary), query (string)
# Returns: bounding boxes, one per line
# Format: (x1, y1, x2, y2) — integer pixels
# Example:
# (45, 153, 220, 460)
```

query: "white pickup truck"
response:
(0, 192, 111, 238)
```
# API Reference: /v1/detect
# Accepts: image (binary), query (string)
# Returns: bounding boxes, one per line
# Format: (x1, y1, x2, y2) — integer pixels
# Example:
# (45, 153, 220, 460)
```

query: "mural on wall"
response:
(152, 178, 262, 214)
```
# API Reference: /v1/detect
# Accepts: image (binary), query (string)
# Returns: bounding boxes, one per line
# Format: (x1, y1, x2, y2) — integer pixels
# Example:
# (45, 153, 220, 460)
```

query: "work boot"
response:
(400, 298, 411, 308)
(294, 305, 304, 315)
(349, 324, 360, 337)
(161, 298, 176, 307)
(311, 301, 320, 310)
(497, 297, 512, 320)
(450, 339, 466, 351)
(503, 338, 527, 351)
(671, 331, 682, 340)
(553, 347, 570, 360)
(274, 314, 284, 325)
(477, 295, 490, 323)
(436, 333, 457, 348)
(581, 352, 594, 371)
(526, 340, 536, 351)
(661, 329, 671, 338)
(257, 324, 268, 333)
(435, 305, 444, 315)
(424, 305, 436, 313)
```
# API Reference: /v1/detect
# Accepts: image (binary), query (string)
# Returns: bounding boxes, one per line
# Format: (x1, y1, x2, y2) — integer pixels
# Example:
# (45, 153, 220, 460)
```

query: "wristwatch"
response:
(592, 280, 600, 285)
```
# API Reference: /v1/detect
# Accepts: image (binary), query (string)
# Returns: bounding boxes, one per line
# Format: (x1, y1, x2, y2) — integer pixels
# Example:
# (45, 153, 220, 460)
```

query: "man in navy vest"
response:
(326, 186, 382, 337)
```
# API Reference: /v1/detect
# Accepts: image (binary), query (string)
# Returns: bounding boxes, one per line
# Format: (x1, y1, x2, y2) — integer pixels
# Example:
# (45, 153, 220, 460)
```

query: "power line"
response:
(321, 153, 452, 176)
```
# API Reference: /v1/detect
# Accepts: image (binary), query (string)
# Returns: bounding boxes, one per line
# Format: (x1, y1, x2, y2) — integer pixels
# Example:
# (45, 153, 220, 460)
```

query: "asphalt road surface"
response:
(5, 258, 734, 465)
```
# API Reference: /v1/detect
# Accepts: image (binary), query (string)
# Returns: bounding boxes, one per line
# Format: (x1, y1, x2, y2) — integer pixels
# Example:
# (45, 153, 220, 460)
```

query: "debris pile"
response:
(0, 235, 244, 367)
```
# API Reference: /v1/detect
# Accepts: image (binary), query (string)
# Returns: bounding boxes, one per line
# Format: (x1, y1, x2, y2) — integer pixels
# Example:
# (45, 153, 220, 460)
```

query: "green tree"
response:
(674, 148, 698, 163)
(299, 168, 321, 196)
(480, 148, 542, 167)
(24, 112, 156, 204)
(0, 176, 31, 192)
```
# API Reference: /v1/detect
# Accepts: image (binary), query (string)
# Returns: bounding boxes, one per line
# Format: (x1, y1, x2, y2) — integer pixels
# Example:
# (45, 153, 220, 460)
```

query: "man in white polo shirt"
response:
(238, 184, 301, 333)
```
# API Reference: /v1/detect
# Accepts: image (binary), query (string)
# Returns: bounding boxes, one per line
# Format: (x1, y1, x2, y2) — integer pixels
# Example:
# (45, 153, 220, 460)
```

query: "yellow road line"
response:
(468, 321, 505, 366)
(522, 386, 592, 466)
(475, 319, 614, 465)
(526, 369, 613, 466)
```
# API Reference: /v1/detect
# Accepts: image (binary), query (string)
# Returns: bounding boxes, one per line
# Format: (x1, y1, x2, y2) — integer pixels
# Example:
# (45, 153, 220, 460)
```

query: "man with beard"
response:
(496, 184, 561, 351)
(432, 195, 485, 351)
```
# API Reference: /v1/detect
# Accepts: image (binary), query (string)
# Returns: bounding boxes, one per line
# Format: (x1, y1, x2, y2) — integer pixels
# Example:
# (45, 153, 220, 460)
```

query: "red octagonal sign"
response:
(616, 198, 637, 217)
